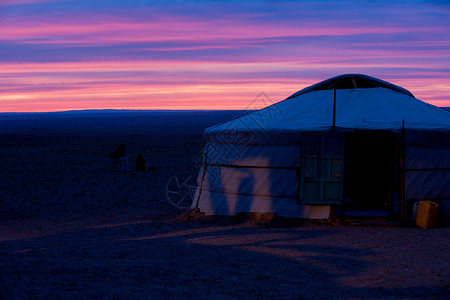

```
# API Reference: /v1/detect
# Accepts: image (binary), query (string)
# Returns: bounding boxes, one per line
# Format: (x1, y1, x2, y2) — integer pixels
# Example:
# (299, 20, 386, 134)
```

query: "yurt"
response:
(193, 74, 450, 220)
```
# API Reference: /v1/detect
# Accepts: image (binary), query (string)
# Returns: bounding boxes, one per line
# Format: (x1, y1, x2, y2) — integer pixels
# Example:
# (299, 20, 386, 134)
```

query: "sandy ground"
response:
(0, 126, 449, 299)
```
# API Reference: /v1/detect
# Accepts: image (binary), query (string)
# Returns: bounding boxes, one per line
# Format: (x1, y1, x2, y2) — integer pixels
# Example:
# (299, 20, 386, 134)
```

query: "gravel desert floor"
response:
(0, 111, 449, 299)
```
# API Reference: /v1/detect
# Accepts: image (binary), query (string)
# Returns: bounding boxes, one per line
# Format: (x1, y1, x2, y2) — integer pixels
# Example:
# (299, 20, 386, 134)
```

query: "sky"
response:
(1, 0, 450, 112)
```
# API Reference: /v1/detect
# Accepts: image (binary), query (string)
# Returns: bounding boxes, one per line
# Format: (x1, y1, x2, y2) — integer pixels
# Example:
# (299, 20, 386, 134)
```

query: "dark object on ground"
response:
(136, 154, 145, 171)
(109, 144, 128, 171)
(109, 144, 126, 159)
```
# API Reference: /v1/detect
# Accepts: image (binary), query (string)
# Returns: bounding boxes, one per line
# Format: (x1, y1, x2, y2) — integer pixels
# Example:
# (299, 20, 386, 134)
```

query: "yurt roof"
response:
(286, 74, 415, 99)
(206, 75, 450, 135)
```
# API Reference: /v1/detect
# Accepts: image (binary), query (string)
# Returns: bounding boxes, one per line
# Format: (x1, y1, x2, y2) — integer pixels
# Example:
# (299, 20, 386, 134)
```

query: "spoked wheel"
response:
(166, 172, 197, 209)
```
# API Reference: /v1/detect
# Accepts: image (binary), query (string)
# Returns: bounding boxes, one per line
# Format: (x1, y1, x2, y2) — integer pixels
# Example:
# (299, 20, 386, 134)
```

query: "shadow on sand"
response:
(1, 220, 448, 299)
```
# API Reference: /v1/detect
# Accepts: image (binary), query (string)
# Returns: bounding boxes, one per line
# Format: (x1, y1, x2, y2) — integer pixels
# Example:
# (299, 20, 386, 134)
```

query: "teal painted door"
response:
(299, 134, 344, 205)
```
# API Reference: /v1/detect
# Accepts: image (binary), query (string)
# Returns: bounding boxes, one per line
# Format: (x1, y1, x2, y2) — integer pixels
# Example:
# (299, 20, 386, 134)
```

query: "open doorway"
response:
(344, 130, 400, 214)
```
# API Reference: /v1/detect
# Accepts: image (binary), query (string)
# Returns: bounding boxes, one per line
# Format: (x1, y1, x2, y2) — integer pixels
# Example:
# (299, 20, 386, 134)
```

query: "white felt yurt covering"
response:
(193, 74, 450, 219)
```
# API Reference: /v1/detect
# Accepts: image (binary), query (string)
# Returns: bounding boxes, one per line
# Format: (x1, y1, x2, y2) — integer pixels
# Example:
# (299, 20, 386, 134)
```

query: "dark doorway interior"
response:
(344, 130, 400, 212)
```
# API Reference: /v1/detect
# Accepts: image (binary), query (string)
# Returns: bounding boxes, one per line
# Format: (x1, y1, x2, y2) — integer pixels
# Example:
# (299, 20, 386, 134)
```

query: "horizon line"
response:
(0, 108, 252, 115)
(2, 106, 450, 115)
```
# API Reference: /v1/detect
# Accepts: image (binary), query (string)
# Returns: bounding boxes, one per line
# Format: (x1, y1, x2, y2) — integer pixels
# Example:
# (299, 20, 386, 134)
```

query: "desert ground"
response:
(0, 111, 449, 299)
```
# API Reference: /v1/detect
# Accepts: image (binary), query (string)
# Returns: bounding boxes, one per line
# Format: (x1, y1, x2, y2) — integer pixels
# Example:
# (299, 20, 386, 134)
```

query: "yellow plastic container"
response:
(416, 201, 439, 229)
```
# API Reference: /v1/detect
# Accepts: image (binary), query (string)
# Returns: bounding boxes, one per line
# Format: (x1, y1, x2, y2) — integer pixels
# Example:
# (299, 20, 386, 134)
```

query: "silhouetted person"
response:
(136, 154, 145, 171)
(109, 144, 128, 171)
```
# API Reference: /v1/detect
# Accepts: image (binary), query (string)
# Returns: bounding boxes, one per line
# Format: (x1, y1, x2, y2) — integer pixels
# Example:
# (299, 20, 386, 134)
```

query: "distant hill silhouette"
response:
(0, 110, 252, 136)
(0, 108, 448, 136)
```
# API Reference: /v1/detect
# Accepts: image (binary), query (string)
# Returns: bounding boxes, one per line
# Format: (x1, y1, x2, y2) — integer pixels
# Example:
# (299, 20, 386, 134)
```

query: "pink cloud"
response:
(1, 1, 449, 112)
(1, 59, 449, 113)
(2, 12, 447, 47)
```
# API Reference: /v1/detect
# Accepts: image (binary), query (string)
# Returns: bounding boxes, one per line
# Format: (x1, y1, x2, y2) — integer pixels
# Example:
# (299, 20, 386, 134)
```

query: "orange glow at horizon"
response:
(1, 60, 449, 112)
(1, 0, 449, 112)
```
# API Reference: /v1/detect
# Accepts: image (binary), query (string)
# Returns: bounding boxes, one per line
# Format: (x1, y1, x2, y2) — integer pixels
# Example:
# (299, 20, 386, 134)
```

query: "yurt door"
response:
(299, 134, 344, 205)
